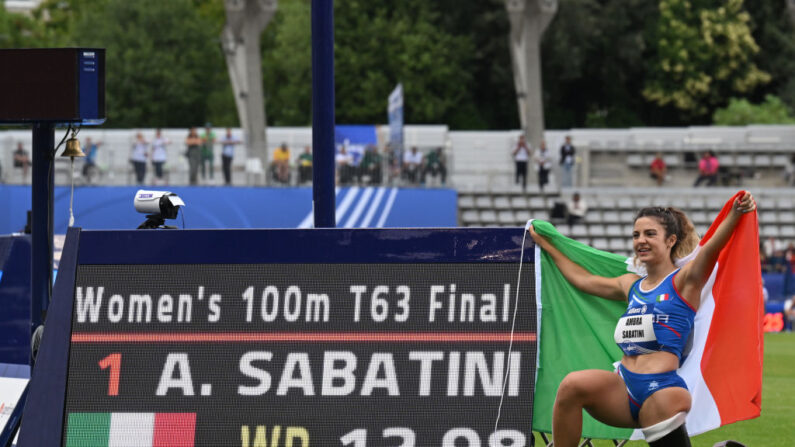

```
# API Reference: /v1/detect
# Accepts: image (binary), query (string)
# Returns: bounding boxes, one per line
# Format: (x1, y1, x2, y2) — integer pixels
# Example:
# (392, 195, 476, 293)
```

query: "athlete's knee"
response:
(555, 371, 592, 404)
(642, 411, 691, 447)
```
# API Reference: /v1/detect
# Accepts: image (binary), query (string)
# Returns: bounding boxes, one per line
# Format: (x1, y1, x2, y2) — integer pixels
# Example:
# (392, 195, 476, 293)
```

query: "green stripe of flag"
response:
(531, 220, 634, 439)
(66, 412, 111, 447)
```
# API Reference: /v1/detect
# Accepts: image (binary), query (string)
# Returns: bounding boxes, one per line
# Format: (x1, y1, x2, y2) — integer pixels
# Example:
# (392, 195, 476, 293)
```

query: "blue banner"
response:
(388, 83, 403, 150)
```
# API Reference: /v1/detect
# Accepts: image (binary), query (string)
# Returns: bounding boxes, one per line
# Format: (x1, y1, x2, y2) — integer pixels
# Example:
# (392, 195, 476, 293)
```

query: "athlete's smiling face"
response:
(633, 216, 676, 264)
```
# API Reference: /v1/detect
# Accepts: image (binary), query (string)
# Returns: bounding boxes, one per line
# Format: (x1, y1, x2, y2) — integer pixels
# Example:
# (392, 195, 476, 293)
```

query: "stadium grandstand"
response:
(2, 123, 794, 262)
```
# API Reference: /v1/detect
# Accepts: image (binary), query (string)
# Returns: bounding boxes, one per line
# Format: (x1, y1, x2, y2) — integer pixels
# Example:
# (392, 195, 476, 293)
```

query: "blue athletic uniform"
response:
(613, 269, 696, 420)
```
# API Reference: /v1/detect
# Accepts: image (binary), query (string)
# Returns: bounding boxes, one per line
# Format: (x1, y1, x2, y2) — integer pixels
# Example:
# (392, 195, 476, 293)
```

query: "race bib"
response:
(614, 314, 656, 344)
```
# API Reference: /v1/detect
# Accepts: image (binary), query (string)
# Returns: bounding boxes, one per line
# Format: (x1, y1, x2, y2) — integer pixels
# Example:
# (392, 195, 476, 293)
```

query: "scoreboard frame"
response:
(18, 226, 535, 446)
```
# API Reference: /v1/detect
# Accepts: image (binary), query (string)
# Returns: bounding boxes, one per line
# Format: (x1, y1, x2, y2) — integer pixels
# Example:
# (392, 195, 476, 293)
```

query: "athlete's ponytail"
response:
(635, 207, 699, 263)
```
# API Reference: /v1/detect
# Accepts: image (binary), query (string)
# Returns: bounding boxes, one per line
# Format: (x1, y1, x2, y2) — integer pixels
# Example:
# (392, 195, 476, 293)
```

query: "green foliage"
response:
(644, 0, 770, 118)
(0, 5, 52, 47)
(68, 0, 231, 127)
(261, 0, 312, 126)
(712, 94, 795, 125)
(262, 0, 488, 128)
(744, 0, 795, 112)
(541, 0, 659, 128)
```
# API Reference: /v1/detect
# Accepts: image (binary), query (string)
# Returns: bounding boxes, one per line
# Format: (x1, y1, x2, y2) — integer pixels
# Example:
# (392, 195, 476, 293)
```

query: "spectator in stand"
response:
(763, 236, 785, 260)
(535, 140, 552, 193)
(13, 142, 30, 179)
(512, 134, 531, 191)
(200, 124, 216, 181)
(422, 146, 447, 186)
(271, 143, 291, 184)
(560, 136, 576, 187)
(150, 129, 170, 186)
(385, 143, 401, 185)
(82, 137, 102, 183)
(785, 242, 795, 273)
(335, 146, 353, 185)
(360, 145, 382, 185)
(185, 127, 203, 185)
(402, 146, 423, 184)
(566, 192, 588, 225)
(130, 132, 149, 184)
(220, 128, 242, 186)
(649, 152, 667, 186)
(297, 146, 313, 184)
(769, 249, 788, 273)
(693, 150, 719, 186)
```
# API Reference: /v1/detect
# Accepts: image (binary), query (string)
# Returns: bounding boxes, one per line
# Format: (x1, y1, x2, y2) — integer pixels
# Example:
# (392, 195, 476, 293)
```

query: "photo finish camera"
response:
(134, 190, 185, 229)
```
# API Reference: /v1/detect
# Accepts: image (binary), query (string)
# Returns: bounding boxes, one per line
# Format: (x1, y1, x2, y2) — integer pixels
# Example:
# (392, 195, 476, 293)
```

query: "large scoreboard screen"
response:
(19, 228, 537, 447)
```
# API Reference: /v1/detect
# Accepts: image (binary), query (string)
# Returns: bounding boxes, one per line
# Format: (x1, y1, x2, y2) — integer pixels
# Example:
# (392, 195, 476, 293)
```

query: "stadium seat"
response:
(475, 196, 493, 209)
(670, 196, 688, 210)
(620, 211, 636, 222)
(759, 211, 778, 225)
(602, 211, 620, 223)
(592, 238, 609, 251)
(462, 210, 480, 225)
(595, 196, 617, 210)
(617, 197, 635, 210)
(245, 158, 265, 185)
(589, 225, 606, 237)
(571, 224, 588, 238)
(761, 225, 780, 238)
(627, 154, 644, 167)
(458, 195, 475, 209)
(498, 210, 516, 225)
(606, 224, 623, 237)
(753, 154, 772, 167)
(776, 197, 794, 209)
(609, 238, 626, 252)
(735, 154, 753, 167)
(529, 197, 546, 210)
(781, 226, 795, 238)
(690, 211, 709, 225)
(480, 210, 497, 224)
(494, 196, 511, 210)
(585, 210, 602, 222)
(511, 196, 529, 209)
(515, 210, 531, 223)
(688, 196, 706, 209)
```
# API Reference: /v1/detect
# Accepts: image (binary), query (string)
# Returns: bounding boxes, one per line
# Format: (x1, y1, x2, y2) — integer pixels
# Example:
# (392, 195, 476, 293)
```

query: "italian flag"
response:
(65, 412, 196, 447)
(531, 191, 763, 440)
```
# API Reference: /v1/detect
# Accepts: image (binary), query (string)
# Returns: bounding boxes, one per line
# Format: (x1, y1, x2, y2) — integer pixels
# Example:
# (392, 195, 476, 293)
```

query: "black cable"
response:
(52, 124, 73, 156)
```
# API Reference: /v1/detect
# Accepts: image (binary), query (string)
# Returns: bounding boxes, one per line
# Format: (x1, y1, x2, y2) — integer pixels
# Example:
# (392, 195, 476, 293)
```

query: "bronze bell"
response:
(61, 130, 85, 158)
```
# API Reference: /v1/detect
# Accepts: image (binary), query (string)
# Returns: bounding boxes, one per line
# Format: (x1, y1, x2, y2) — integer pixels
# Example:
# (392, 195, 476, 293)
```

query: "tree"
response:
(712, 94, 795, 125)
(643, 0, 770, 119)
(0, 4, 52, 47)
(744, 0, 795, 112)
(68, 0, 230, 127)
(261, 0, 480, 127)
(541, 0, 660, 128)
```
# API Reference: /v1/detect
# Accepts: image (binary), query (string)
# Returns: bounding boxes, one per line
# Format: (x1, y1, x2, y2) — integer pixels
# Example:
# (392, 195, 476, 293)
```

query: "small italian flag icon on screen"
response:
(65, 412, 195, 447)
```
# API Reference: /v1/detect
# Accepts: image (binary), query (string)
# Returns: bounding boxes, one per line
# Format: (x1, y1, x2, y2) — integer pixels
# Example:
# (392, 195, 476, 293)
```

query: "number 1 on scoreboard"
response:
(98, 353, 121, 396)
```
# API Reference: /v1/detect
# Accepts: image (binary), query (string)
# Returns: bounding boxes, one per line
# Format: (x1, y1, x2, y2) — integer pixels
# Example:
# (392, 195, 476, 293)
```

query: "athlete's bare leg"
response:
(638, 387, 691, 427)
(552, 370, 638, 447)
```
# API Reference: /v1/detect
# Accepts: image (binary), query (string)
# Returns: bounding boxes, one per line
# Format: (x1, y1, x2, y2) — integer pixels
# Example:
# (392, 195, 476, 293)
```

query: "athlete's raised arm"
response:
(528, 225, 638, 301)
(675, 191, 756, 303)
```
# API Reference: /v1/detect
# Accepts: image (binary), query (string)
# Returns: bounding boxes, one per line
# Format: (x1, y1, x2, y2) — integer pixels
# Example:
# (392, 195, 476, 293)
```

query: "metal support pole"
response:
(311, 0, 336, 228)
(31, 122, 54, 339)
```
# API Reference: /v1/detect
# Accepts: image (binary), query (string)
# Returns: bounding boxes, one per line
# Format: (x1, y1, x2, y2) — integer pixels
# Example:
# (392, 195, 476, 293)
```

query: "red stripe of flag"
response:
(153, 413, 195, 447)
(700, 191, 763, 426)
(71, 332, 537, 343)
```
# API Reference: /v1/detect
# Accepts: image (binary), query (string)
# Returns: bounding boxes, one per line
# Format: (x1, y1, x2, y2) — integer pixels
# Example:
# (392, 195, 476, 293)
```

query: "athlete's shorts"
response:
(617, 364, 688, 421)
